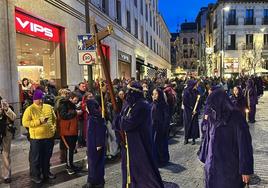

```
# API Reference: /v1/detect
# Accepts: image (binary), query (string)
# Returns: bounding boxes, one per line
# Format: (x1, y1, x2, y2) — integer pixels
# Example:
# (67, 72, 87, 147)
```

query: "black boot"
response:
(184, 139, 189, 145)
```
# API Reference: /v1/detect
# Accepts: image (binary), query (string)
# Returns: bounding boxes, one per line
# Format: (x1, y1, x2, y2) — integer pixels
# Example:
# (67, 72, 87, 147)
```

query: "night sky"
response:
(159, 0, 216, 32)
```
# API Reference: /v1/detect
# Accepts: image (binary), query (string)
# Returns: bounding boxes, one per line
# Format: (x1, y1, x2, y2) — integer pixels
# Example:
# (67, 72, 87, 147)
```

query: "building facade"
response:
(196, 7, 209, 76)
(199, 0, 268, 77)
(0, 0, 171, 106)
(170, 33, 180, 72)
(176, 22, 198, 75)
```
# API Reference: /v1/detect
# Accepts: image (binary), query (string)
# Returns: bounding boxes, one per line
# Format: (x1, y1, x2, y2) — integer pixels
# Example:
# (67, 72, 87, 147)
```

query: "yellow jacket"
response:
(22, 103, 56, 139)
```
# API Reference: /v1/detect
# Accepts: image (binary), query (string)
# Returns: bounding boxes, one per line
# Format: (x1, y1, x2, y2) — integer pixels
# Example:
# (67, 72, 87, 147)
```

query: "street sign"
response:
(77, 34, 96, 50)
(78, 51, 96, 65)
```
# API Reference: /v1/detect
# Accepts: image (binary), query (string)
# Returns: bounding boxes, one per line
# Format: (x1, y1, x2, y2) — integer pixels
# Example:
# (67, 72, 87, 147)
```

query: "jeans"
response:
(30, 138, 54, 178)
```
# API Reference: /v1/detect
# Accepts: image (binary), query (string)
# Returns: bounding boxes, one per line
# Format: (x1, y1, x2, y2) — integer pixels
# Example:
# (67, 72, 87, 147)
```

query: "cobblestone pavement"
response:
(1, 92, 268, 188)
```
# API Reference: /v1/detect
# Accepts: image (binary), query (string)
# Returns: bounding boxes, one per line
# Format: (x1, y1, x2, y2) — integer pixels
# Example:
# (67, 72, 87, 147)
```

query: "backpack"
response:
(164, 87, 177, 107)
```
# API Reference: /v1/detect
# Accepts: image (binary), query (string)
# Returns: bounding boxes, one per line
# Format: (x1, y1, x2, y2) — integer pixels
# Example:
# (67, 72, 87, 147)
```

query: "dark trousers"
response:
(61, 136, 78, 167)
(30, 138, 54, 178)
(78, 119, 86, 146)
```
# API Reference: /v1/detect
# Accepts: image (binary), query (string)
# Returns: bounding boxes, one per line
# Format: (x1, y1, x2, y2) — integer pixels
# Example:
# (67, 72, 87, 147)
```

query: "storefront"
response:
(15, 8, 66, 87)
(224, 58, 239, 75)
(118, 50, 131, 79)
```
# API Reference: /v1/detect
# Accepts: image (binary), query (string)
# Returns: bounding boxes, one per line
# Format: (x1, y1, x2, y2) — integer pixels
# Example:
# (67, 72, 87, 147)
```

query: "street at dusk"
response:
(1, 0, 268, 188)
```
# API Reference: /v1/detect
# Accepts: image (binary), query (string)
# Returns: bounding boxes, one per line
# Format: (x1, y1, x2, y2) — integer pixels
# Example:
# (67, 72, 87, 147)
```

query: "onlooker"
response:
(58, 92, 82, 175)
(22, 89, 56, 184)
(74, 82, 87, 147)
(54, 88, 71, 163)
(0, 96, 16, 184)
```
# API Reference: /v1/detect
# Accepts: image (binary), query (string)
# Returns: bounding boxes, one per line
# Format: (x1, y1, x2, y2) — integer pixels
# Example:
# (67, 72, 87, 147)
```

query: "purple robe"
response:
(86, 99, 106, 186)
(199, 89, 254, 188)
(119, 98, 164, 188)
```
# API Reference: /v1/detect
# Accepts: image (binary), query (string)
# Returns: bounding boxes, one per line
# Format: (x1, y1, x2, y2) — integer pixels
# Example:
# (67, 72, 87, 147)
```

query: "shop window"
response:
(16, 33, 61, 83)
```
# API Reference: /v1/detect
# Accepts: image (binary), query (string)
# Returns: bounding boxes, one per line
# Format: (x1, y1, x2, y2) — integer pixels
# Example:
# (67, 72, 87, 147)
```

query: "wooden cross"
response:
(85, 19, 118, 113)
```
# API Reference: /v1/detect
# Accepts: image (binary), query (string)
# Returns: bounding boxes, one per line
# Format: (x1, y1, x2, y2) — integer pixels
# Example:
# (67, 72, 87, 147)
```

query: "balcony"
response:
(262, 17, 268, 25)
(226, 18, 238, 25)
(244, 18, 256, 25)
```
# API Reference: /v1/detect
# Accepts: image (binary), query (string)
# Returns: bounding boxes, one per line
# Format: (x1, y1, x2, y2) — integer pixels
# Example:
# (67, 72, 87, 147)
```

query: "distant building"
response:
(170, 33, 180, 72)
(196, 7, 209, 75)
(177, 22, 198, 74)
(199, 0, 268, 77)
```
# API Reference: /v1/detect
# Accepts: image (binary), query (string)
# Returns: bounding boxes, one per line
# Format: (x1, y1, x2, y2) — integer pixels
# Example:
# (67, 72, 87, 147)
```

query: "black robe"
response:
(183, 84, 200, 140)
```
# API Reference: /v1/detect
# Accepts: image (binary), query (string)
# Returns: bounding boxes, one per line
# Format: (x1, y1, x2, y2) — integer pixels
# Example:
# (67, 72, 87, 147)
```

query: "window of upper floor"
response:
(145, 4, 148, 21)
(263, 9, 268, 25)
(245, 9, 255, 25)
(135, 19, 138, 38)
(246, 34, 254, 49)
(140, 0, 143, 15)
(101, 0, 109, 15)
(116, 0, 121, 25)
(183, 38, 188, 44)
(126, 10, 131, 32)
(227, 9, 237, 25)
(190, 38, 195, 44)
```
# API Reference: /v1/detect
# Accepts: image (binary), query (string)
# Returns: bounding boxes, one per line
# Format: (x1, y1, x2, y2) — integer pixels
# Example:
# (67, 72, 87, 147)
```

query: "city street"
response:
(1, 0, 268, 187)
(0, 91, 267, 188)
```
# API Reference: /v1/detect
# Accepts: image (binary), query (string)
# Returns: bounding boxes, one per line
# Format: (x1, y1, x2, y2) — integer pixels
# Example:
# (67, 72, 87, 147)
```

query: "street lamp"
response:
(221, 5, 230, 78)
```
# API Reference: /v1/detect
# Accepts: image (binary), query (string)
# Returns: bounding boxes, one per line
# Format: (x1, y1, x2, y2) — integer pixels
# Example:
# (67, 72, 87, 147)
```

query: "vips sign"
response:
(78, 51, 96, 65)
(15, 11, 60, 42)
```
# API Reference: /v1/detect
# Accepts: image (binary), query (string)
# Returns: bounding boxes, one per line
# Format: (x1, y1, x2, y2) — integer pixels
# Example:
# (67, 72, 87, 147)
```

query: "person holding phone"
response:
(0, 96, 16, 184)
(22, 89, 57, 184)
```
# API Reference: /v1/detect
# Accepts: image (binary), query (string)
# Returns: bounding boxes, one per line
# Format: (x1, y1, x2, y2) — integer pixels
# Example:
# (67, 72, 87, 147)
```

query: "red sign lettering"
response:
(15, 11, 60, 42)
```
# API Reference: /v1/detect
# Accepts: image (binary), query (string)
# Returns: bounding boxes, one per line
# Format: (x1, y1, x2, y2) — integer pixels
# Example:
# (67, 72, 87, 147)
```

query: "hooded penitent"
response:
(116, 82, 164, 188)
(86, 99, 106, 186)
(183, 79, 200, 140)
(245, 79, 257, 123)
(199, 88, 254, 188)
(151, 88, 170, 166)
